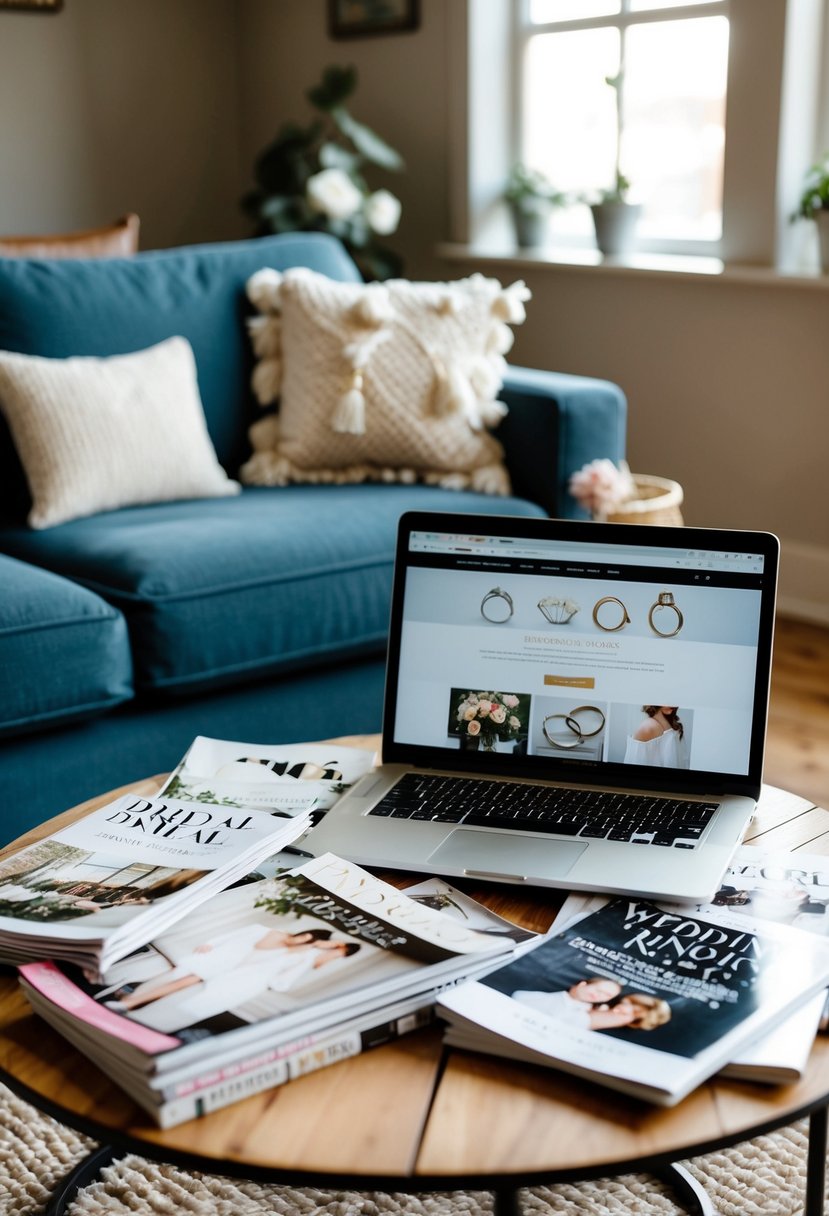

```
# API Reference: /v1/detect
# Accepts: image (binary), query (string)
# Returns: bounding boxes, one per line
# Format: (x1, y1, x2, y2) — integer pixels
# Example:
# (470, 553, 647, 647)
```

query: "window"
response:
(516, 0, 730, 253)
(452, 0, 816, 269)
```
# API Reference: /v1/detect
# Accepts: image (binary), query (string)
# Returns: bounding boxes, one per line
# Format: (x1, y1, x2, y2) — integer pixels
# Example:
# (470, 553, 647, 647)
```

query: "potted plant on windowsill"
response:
(793, 155, 829, 273)
(504, 164, 564, 249)
(589, 71, 642, 256)
(590, 170, 642, 257)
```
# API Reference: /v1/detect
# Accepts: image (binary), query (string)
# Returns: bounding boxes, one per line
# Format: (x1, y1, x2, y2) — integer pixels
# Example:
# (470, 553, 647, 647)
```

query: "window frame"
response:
(512, 0, 731, 257)
(450, 0, 800, 269)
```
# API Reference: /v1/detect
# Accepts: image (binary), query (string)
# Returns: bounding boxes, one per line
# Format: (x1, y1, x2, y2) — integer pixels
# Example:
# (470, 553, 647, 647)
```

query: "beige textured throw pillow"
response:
(0, 337, 240, 529)
(241, 267, 531, 494)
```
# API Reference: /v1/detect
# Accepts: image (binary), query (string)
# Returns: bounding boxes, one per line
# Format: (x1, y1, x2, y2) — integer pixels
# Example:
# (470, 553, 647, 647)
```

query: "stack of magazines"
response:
(20, 857, 535, 1126)
(438, 858, 829, 1107)
(0, 793, 313, 978)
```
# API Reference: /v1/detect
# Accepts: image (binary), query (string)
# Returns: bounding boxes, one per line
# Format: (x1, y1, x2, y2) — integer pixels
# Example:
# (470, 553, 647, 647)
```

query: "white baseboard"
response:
(776, 539, 829, 627)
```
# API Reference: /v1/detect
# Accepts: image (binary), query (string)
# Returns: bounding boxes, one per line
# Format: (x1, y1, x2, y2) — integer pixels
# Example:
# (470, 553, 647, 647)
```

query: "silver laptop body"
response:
(308, 512, 779, 903)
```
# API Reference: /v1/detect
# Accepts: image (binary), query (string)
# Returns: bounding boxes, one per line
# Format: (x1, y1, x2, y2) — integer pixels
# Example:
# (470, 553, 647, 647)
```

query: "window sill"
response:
(437, 242, 829, 289)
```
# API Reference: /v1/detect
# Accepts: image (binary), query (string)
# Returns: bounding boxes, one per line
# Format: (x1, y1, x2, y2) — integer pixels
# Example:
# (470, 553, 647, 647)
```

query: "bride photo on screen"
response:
(623, 706, 689, 768)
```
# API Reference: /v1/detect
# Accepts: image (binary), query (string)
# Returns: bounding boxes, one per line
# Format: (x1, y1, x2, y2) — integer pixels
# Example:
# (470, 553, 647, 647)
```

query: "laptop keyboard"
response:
(368, 773, 718, 849)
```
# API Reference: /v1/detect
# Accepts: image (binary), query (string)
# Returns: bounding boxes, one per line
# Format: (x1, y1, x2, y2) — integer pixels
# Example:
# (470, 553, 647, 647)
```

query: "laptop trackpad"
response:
(427, 830, 587, 881)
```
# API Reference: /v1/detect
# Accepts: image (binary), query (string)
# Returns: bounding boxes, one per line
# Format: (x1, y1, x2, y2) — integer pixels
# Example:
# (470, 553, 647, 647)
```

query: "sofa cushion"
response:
(0, 338, 240, 529)
(0, 553, 133, 739)
(241, 267, 529, 495)
(0, 233, 362, 521)
(0, 485, 546, 697)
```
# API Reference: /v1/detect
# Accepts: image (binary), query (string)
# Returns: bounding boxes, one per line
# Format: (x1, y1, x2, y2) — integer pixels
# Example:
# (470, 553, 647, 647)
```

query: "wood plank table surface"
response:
(1, 737, 829, 1216)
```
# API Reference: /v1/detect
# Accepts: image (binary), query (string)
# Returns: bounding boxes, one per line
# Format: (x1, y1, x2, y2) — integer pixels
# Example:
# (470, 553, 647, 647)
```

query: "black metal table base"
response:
(46, 1105, 829, 1216)
(44, 1146, 118, 1216)
(655, 1164, 715, 1215)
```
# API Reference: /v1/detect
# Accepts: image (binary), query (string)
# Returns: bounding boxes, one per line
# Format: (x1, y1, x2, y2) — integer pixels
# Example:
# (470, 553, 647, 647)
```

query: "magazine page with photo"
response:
(19, 856, 533, 1087)
(21, 874, 535, 1127)
(552, 846, 829, 1080)
(161, 736, 376, 815)
(160, 736, 377, 866)
(0, 795, 311, 978)
(438, 896, 829, 1105)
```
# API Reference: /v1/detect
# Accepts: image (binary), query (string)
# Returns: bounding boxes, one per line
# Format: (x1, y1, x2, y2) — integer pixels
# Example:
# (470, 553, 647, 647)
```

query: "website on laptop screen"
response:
(391, 528, 770, 781)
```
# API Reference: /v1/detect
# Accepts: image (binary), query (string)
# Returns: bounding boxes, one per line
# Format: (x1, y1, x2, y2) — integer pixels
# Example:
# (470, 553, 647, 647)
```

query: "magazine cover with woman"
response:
(438, 896, 829, 1105)
(20, 854, 531, 1080)
(0, 794, 311, 977)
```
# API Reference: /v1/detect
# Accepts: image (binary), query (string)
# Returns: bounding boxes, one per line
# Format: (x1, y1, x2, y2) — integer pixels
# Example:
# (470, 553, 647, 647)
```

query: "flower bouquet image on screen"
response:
(448, 690, 531, 753)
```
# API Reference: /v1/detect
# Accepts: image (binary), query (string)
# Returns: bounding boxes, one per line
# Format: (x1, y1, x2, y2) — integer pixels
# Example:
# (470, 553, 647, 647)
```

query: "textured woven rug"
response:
(0, 1082, 821, 1215)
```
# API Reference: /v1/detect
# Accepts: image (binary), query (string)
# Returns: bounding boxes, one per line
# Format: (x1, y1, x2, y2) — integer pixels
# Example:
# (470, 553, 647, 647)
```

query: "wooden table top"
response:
(2, 740, 829, 1190)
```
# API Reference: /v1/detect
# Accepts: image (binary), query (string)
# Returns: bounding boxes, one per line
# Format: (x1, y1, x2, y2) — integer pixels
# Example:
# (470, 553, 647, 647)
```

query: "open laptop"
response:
(308, 511, 779, 902)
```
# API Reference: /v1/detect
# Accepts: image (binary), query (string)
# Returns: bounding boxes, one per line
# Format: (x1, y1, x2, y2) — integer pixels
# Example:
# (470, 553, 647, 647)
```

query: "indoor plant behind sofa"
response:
(0, 233, 626, 842)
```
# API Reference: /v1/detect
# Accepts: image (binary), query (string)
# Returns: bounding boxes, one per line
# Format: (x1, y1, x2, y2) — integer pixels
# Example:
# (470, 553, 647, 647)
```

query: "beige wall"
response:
(0, 0, 826, 616)
(0, 0, 244, 249)
(236, 0, 450, 279)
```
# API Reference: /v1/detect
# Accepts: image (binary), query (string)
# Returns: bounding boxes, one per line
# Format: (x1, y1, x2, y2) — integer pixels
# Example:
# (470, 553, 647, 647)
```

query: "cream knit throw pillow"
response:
(0, 337, 240, 529)
(241, 267, 531, 494)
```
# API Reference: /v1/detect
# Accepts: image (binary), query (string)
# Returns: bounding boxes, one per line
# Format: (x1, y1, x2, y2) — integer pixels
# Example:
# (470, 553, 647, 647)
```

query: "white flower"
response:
(306, 168, 363, 221)
(364, 189, 401, 235)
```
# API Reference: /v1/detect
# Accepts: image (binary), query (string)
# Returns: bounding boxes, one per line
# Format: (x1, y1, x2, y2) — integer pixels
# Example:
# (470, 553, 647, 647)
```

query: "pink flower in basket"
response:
(568, 459, 635, 519)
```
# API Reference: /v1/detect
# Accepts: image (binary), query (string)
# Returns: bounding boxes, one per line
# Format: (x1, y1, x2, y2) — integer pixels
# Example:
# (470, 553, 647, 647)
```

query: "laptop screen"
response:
(383, 513, 779, 797)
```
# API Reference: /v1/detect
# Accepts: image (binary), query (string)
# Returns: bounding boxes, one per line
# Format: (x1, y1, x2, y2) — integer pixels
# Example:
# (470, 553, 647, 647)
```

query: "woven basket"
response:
(605, 473, 684, 526)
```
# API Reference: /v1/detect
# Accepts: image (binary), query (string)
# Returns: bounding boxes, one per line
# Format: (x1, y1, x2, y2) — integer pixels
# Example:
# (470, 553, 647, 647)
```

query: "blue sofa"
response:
(0, 233, 626, 843)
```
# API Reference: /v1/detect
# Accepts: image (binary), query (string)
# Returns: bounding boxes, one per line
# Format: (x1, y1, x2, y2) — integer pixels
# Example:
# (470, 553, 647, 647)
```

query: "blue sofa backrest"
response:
(0, 232, 362, 521)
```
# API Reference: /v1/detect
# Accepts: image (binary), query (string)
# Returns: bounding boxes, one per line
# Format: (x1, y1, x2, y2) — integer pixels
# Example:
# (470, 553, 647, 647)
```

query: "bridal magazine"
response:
(158, 734, 378, 866)
(20, 862, 535, 1126)
(554, 845, 829, 1083)
(438, 894, 829, 1106)
(0, 794, 312, 979)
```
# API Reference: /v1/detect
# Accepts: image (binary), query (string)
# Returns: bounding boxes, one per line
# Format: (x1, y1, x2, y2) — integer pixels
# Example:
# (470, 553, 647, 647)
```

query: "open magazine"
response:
(161, 735, 376, 814)
(159, 735, 377, 865)
(0, 794, 311, 979)
(438, 895, 829, 1106)
(553, 845, 829, 1082)
(19, 863, 536, 1126)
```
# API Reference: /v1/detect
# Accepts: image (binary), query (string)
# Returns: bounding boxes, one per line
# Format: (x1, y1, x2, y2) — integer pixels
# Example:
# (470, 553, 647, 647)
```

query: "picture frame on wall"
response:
(0, 0, 62, 9)
(328, 0, 419, 39)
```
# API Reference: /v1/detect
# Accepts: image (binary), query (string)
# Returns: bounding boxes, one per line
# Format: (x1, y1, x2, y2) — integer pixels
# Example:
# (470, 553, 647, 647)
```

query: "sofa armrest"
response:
(498, 365, 627, 518)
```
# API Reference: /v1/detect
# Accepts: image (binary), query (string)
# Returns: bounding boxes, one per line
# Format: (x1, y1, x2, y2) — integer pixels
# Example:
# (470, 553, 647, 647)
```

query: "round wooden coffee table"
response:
(1, 759, 828, 1216)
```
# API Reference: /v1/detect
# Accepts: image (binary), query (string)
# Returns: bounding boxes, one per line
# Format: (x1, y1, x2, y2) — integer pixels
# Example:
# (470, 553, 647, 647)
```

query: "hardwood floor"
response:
(765, 616, 829, 808)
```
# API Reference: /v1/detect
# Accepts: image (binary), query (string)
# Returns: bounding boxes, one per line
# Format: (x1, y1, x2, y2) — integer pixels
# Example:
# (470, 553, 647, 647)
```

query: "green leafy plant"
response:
(504, 164, 563, 207)
(599, 168, 631, 205)
(241, 65, 405, 281)
(794, 155, 829, 220)
(253, 874, 312, 920)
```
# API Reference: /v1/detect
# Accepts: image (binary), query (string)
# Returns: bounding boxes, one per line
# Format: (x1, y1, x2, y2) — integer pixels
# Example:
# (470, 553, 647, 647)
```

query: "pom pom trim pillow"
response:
(241, 267, 531, 495)
(0, 337, 240, 529)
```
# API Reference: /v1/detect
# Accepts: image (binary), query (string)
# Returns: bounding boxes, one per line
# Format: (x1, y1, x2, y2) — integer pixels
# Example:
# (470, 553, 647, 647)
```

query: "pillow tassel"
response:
(332, 370, 366, 435)
(246, 267, 284, 315)
(432, 361, 467, 419)
(492, 280, 532, 325)
(433, 362, 483, 430)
